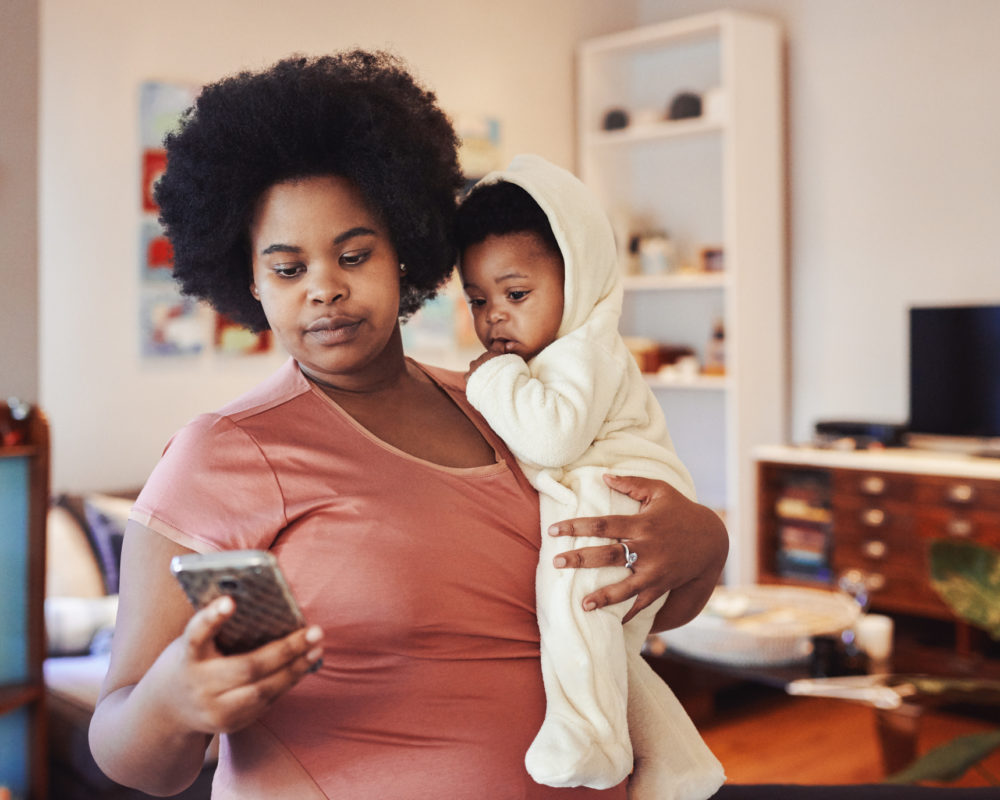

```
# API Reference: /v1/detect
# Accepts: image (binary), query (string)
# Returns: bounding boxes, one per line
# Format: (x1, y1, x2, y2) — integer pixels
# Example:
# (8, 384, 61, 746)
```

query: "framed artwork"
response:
(139, 217, 174, 282)
(139, 287, 205, 357)
(138, 80, 271, 358)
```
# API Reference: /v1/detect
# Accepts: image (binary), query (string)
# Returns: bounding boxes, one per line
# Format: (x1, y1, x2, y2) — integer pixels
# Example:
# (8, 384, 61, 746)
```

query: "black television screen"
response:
(909, 304, 1000, 438)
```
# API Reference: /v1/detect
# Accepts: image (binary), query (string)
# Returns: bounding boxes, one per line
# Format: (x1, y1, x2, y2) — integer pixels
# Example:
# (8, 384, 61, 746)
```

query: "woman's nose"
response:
(307, 266, 346, 304)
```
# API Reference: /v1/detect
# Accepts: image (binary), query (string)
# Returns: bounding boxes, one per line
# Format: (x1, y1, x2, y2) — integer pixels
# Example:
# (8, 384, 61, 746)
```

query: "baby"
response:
(456, 154, 725, 800)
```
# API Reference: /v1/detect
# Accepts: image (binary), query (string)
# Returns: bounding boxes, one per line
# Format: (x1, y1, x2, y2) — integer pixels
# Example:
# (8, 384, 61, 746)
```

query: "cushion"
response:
(82, 493, 136, 595)
(44, 595, 118, 656)
(46, 502, 106, 599)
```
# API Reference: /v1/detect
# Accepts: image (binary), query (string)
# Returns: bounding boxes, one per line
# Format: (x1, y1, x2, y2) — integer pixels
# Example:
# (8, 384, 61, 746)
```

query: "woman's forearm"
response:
(89, 664, 212, 795)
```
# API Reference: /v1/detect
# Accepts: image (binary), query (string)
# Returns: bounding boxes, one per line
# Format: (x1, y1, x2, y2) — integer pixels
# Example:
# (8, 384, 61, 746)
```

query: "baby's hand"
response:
(464, 349, 504, 380)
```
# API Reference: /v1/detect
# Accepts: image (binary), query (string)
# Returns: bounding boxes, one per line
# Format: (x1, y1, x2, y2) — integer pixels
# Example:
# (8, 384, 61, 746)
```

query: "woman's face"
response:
(249, 175, 403, 390)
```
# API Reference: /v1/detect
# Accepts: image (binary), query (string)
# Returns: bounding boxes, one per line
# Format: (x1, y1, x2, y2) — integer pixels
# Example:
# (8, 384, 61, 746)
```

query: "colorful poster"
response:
(139, 287, 205, 357)
(138, 80, 271, 358)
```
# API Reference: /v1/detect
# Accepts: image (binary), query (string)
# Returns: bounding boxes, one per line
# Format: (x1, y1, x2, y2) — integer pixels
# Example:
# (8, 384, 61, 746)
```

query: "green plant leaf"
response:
(884, 729, 1000, 784)
(928, 540, 1000, 639)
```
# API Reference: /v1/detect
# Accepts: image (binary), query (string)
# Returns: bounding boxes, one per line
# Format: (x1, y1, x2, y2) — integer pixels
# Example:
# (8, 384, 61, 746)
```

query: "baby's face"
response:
(460, 232, 564, 361)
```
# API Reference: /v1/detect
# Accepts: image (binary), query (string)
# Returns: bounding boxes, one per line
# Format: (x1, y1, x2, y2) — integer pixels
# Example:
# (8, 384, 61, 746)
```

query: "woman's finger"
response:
(191, 625, 323, 733)
(577, 572, 644, 613)
(183, 596, 235, 657)
(552, 542, 631, 569)
(548, 475, 684, 540)
(209, 657, 321, 733)
(222, 625, 324, 686)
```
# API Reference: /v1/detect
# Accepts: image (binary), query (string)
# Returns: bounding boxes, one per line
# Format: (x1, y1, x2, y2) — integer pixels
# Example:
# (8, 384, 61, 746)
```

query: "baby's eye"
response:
(340, 250, 370, 267)
(467, 297, 486, 308)
(273, 263, 305, 278)
(508, 290, 530, 301)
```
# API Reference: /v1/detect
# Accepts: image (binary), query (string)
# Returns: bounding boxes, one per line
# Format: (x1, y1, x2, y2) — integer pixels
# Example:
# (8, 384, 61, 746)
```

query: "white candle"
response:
(856, 613, 894, 662)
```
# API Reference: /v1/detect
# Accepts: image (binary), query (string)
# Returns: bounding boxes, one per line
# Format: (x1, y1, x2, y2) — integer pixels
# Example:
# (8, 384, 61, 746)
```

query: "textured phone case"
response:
(173, 556, 305, 654)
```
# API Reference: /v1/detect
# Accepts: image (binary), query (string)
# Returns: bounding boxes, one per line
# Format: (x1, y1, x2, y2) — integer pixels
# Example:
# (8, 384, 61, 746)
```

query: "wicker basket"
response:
(658, 584, 861, 667)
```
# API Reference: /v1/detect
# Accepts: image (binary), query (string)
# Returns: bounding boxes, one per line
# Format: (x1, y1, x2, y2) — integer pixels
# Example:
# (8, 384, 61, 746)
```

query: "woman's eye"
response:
(273, 263, 305, 278)
(508, 290, 530, 301)
(340, 250, 370, 267)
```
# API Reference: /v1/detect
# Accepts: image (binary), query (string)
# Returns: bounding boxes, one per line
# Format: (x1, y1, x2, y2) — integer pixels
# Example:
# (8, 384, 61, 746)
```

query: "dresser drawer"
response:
(916, 506, 1000, 548)
(914, 475, 1000, 512)
(833, 528, 923, 572)
(832, 469, 916, 504)
(833, 497, 914, 541)
(830, 552, 948, 617)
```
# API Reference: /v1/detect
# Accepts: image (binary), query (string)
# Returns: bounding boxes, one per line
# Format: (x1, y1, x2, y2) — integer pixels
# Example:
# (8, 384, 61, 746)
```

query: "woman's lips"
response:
(305, 317, 362, 345)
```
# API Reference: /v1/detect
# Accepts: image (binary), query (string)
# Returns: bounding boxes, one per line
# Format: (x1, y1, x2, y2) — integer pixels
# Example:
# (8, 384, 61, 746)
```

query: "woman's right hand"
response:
(90, 523, 323, 795)
(161, 595, 324, 735)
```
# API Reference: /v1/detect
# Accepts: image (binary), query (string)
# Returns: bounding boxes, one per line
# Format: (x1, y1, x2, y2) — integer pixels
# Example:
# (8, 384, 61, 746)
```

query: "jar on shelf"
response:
(637, 232, 676, 275)
(704, 320, 726, 375)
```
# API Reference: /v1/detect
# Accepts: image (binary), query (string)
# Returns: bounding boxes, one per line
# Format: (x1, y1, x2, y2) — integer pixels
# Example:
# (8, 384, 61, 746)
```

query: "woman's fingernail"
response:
(547, 525, 562, 536)
(553, 556, 567, 568)
(306, 625, 323, 643)
(306, 646, 323, 662)
(217, 596, 234, 614)
(583, 600, 597, 611)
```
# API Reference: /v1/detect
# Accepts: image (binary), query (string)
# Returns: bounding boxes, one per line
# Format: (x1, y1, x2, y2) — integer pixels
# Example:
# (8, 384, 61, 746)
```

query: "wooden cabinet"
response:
(577, 11, 786, 584)
(0, 404, 49, 800)
(756, 445, 1000, 623)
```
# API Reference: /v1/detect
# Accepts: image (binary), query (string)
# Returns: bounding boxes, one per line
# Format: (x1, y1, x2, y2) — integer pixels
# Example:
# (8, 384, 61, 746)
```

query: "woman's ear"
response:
(250, 283, 260, 301)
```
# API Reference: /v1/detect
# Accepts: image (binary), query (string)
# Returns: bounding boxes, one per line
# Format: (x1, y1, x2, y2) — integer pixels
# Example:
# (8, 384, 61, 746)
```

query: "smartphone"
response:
(170, 549, 310, 656)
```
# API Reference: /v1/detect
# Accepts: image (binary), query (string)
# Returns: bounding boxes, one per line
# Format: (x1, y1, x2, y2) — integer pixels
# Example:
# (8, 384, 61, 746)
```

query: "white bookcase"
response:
(577, 11, 786, 585)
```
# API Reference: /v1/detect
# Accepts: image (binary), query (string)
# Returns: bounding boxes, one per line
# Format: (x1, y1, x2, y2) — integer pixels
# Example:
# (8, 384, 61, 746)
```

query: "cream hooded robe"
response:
(464, 155, 725, 800)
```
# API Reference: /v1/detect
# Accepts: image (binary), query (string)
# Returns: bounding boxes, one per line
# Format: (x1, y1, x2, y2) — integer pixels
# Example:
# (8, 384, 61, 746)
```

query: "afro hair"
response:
(154, 50, 465, 332)
(454, 180, 561, 262)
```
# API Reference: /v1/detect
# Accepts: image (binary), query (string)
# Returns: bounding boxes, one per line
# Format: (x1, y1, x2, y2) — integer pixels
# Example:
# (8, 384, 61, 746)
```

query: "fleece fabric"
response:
(464, 154, 725, 800)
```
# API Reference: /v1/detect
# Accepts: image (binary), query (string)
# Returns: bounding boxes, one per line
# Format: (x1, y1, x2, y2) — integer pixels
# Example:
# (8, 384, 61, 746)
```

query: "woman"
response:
(89, 51, 728, 799)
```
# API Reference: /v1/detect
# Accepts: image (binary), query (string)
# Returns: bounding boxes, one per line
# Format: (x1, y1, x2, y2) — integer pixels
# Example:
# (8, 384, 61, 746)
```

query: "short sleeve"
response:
(131, 414, 287, 553)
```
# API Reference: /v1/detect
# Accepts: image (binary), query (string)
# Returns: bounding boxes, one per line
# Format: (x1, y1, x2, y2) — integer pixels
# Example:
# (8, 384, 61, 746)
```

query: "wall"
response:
(638, 0, 1000, 442)
(39, 0, 634, 491)
(0, 0, 39, 403)
(37, 0, 1000, 490)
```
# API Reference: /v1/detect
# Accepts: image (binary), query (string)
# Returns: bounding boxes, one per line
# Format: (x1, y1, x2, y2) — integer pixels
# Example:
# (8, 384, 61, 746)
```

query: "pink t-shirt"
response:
(132, 358, 626, 800)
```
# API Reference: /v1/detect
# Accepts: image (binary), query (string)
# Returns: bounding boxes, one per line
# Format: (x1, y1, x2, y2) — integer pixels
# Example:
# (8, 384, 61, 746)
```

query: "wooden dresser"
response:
(754, 445, 1000, 626)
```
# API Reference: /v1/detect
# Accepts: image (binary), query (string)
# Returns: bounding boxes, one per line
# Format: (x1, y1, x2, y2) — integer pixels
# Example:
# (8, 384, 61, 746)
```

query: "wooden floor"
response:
(696, 684, 1000, 788)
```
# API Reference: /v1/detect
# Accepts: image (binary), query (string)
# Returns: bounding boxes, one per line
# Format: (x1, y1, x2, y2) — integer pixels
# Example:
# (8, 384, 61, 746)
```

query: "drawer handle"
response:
(947, 483, 976, 504)
(861, 476, 886, 495)
(861, 508, 886, 527)
(862, 539, 888, 559)
(946, 518, 974, 538)
(838, 568, 885, 595)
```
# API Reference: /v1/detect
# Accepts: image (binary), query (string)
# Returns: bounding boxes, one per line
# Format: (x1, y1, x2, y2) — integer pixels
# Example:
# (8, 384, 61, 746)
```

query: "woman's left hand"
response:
(548, 474, 728, 628)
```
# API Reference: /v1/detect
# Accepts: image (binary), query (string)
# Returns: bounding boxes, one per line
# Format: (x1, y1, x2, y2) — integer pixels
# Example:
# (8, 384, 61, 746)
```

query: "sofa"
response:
(44, 490, 216, 800)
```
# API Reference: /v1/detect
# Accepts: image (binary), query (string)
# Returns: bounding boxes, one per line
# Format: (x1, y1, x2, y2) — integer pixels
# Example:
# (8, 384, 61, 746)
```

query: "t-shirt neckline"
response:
(298, 359, 509, 477)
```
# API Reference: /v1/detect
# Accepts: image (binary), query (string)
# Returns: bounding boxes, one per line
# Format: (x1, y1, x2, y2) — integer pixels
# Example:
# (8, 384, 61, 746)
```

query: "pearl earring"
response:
(399, 263, 407, 275)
